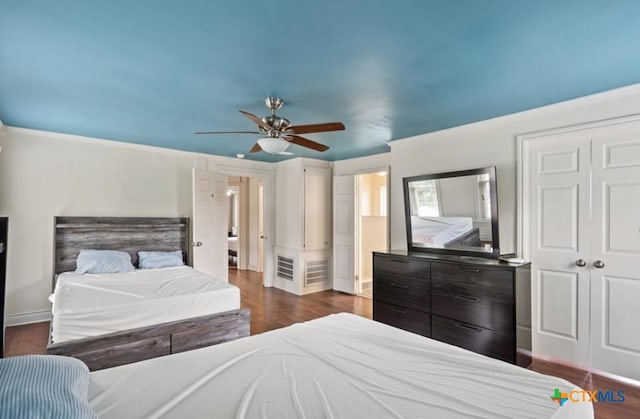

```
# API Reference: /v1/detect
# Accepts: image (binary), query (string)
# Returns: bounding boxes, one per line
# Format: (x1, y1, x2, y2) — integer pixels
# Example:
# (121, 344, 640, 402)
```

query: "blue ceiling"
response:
(2, 1, 640, 162)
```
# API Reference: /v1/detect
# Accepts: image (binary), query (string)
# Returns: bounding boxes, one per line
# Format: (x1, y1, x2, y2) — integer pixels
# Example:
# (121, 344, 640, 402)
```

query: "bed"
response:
(47, 217, 250, 371)
(85, 313, 593, 419)
(411, 216, 480, 247)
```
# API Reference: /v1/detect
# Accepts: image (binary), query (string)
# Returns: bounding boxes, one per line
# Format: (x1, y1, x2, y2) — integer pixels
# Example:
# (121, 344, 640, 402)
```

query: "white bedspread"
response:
(88, 313, 592, 419)
(51, 266, 240, 343)
(411, 216, 473, 244)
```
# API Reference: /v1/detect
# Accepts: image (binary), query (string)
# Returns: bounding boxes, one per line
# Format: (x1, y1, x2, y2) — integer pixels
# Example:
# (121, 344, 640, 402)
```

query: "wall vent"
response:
(277, 255, 295, 281)
(305, 259, 329, 286)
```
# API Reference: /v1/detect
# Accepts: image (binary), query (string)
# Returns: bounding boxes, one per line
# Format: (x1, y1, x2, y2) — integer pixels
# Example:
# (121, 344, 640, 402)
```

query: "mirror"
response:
(402, 166, 499, 258)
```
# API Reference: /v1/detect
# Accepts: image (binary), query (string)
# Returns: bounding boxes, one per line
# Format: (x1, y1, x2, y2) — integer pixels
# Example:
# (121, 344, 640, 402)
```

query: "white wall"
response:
(0, 127, 272, 322)
(389, 83, 640, 254)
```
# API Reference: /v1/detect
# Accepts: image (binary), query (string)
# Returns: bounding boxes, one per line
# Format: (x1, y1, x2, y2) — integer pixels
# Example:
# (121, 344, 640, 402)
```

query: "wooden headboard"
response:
(54, 217, 190, 276)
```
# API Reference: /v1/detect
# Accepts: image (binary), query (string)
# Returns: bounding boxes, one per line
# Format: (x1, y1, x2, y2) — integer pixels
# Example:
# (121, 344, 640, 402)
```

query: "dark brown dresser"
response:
(373, 250, 530, 365)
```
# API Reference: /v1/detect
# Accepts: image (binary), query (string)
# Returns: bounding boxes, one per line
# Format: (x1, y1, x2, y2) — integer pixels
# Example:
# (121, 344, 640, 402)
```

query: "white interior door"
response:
(192, 168, 228, 281)
(333, 175, 356, 294)
(258, 182, 264, 273)
(526, 131, 592, 367)
(304, 166, 331, 250)
(589, 122, 640, 380)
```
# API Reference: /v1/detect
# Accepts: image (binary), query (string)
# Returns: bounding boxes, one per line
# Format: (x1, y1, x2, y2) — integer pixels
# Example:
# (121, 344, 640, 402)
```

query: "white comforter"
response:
(51, 266, 240, 343)
(89, 313, 592, 419)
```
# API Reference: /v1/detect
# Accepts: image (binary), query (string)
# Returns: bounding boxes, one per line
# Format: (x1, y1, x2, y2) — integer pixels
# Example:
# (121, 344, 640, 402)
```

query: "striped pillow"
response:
(0, 355, 97, 419)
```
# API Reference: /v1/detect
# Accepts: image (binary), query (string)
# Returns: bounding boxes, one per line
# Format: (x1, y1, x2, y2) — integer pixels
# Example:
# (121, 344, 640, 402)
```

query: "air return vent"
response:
(305, 259, 329, 286)
(277, 255, 295, 281)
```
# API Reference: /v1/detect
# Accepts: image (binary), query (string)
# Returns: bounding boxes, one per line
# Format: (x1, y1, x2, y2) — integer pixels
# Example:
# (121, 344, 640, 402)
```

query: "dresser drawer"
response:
(431, 293, 513, 333)
(373, 273, 430, 311)
(431, 315, 515, 363)
(374, 255, 430, 278)
(431, 262, 513, 304)
(374, 301, 431, 337)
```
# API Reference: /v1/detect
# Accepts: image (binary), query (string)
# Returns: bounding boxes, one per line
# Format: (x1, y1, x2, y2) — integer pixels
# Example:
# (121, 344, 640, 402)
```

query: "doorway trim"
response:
(206, 162, 275, 288)
(354, 166, 390, 296)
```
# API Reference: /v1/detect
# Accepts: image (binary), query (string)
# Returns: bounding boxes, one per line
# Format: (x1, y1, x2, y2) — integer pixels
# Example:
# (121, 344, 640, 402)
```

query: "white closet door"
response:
(526, 131, 592, 366)
(304, 166, 331, 250)
(192, 168, 229, 281)
(333, 175, 356, 294)
(590, 122, 640, 380)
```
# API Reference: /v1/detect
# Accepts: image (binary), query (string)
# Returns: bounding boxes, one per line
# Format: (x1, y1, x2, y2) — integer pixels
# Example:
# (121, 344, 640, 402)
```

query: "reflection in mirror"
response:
(403, 167, 499, 258)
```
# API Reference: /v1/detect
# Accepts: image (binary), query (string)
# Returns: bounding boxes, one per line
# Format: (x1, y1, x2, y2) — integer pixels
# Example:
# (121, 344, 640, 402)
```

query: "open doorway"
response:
(227, 176, 265, 276)
(227, 185, 239, 269)
(355, 171, 388, 298)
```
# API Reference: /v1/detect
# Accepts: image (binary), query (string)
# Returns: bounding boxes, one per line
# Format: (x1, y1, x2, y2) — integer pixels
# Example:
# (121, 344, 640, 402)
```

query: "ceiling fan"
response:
(195, 97, 345, 154)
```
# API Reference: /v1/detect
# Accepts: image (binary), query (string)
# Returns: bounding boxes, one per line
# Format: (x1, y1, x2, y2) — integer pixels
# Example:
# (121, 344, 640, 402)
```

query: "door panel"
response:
(605, 183, 640, 253)
(590, 122, 640, 379)
(304, 166, 331, 250)
(192, 168, 228, 281)
(526, 132, 591, 366)
(538, 269, 578, 340)
(539, 186, 578, 251)
(332, 175, 355, 293)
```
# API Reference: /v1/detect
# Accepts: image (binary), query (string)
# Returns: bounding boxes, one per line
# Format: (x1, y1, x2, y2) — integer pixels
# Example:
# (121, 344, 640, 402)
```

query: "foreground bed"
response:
(88, 313, 593, 419)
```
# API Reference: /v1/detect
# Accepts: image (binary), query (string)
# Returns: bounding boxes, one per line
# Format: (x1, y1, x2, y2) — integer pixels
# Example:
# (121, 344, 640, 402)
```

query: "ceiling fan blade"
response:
(249, 143, 262, 153)
(286, 122, 345, 134)
(284, 135, 329, 152)
(194, 131, 261, 134)
(239, 110, 271, 131)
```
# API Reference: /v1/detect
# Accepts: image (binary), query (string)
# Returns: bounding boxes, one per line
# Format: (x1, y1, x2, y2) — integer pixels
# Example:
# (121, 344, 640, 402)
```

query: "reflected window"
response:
(409, 180, 441, 216)
(476, 174, 491, 220)
(379, 185, 387, 216)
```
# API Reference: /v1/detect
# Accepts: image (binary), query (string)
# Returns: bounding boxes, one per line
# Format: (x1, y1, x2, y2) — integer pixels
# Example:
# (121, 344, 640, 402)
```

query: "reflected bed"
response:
(411, 216, 480, 247)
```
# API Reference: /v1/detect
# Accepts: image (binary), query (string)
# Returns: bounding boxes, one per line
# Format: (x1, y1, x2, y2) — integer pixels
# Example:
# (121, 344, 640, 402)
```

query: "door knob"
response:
(575, 259, 587, 267)
(260, 235, 267, 239)
(193, 241, 203, 247)
(593, 260, 605, 269)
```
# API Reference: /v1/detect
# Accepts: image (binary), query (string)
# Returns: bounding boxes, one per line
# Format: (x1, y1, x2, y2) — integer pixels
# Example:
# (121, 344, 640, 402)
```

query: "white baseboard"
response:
(5, 310, 52, 327)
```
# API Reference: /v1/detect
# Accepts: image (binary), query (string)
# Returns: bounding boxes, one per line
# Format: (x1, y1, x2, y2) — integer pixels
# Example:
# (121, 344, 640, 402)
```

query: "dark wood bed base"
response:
(47, 308, 250, 371)
(50, 216, 251, 370)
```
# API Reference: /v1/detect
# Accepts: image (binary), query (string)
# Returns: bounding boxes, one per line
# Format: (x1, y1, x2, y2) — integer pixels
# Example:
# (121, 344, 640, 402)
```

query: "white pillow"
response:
(75, 250, 135, 274)
(137, 250, 184, 269)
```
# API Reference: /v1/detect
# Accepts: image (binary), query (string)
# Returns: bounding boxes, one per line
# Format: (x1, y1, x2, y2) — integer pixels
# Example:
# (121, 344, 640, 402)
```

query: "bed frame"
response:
(48, 216, 250, 371)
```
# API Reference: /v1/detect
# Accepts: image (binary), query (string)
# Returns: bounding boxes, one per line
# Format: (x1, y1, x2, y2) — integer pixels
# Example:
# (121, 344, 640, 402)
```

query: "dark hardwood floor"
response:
(4, 269, 638, 418)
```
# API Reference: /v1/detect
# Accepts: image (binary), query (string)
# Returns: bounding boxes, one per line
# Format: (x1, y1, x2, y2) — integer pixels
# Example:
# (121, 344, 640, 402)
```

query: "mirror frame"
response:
(402, 166, 500, 259)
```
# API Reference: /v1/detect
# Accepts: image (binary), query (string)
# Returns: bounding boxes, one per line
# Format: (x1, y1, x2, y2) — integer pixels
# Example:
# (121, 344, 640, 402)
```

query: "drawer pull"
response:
(459, 267, 481, 273)
(456, 323, 482, 333)
(455, 295, 481, 303)
(390, 307, 409, 314)
(391, 259, 410, 263)
(390, 282, 409, 289)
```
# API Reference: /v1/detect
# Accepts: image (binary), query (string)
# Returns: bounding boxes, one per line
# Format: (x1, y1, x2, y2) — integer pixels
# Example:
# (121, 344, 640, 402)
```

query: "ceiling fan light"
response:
(257, 137, 289, 154)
